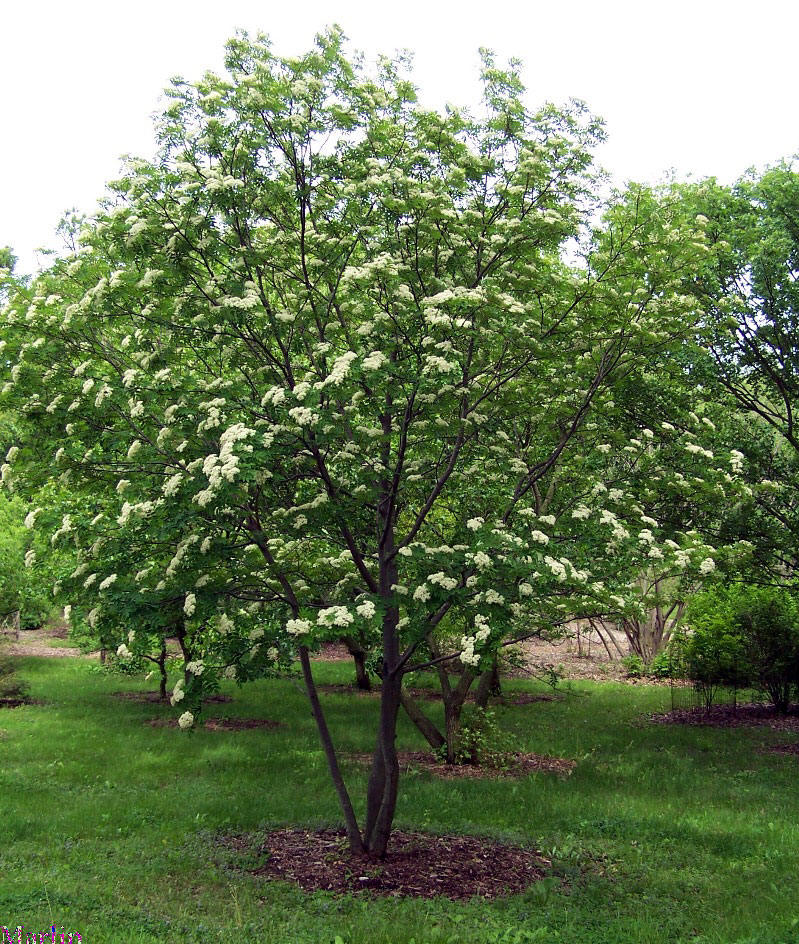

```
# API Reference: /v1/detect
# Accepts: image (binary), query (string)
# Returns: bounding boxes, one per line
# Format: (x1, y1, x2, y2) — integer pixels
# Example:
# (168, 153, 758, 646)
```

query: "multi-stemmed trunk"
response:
(343, 635, 372, 691)
(399, 649, 506, 765)
(295, 463, 405, 856)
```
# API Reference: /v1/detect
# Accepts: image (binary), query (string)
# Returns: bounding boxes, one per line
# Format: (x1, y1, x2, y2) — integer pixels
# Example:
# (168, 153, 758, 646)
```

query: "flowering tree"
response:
(0, 31, 715, 856)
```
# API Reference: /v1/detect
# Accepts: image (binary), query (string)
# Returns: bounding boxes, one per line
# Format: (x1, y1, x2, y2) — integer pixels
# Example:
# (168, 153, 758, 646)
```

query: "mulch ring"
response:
(346, 750, 575, 780)
(762, 743, 799, 757)
(317, 683, 557, 707)
(0, 696, 37, 709)
(244, 828, 549, 900)
(146, 716, 283, 731)
(114, 691, 232, 704)
(650, 703, 799, 732)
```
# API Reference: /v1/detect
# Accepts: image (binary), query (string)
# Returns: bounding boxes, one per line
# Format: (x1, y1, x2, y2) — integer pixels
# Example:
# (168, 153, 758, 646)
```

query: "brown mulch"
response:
(113, 691, 232, 704)
(146, 716, 283, 731)
(346, 750, 575, 780)
(499, 692, 557, 706)
(766, 743, 799, 756)
(650, 703, 799, 732)
(246, 827, 549, 899)
(0, 696, 37, 708)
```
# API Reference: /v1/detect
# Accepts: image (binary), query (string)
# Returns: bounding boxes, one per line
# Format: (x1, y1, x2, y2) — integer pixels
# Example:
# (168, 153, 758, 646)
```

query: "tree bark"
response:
(343, 636, 371, 691)
(158, 638, 168, 701)
(399, 688, 445, 751)
(363, 451, 403, 858)
(298, 645, 364, 853)
(474, 657, 501, 708)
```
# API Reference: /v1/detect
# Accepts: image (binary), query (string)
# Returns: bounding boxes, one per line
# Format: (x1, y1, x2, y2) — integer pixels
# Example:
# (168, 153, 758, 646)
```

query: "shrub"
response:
(683, 589, 752, 708)
(732, 587, 799, 713)
(684, 585, 799, 712)
(621, 653, 646, 678)
(649, 636, 689, 679)
(444, 707, 518, 768)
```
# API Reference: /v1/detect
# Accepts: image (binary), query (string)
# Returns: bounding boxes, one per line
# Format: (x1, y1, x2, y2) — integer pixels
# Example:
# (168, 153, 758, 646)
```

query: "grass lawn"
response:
(1, 656, 799, 944)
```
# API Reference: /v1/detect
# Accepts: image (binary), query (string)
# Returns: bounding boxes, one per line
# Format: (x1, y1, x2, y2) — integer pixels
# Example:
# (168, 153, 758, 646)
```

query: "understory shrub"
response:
(443, 707, 518, 768)
(684, 585, 799, 712)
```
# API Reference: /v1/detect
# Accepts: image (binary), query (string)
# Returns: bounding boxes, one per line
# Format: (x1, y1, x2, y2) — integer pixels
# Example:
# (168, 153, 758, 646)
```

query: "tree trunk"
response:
(343, 637, 371, 691)
(363, 462, 403, 858)
(363, 668, 402, 857)
(474, 658, 501, 708)
(399, 688, 445, 751)
(298, 645, 364, 854)
(158, 639, 168, 701)
(174, 618, 192, 685)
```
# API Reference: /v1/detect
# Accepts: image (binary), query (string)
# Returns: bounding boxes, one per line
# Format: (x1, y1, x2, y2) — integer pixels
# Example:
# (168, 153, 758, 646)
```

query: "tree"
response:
(692, 166, 799, 585)
(1, 30, 714, 856)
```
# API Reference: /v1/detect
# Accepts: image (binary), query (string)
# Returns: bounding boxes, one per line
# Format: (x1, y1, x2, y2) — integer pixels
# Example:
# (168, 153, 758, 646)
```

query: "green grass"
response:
(2, 657, 799, 944)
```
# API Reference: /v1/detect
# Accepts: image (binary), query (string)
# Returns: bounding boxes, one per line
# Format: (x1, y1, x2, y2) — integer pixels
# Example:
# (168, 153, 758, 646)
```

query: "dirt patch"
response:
(318, 683, 557, 707)
(317, 643, 353, 662)
(317, 682, 377, 698)
(346, 750, 575, 780)
(113, 691, 232, 704)
(650, 703, 799, 732)
(244, 828, 548, 899)
(498, 692, 557, 706)
(7, 642, 86, 658)
(765, 743, 799, 757)
(146, 716, 283, 731)
(0, 696, 40, 709)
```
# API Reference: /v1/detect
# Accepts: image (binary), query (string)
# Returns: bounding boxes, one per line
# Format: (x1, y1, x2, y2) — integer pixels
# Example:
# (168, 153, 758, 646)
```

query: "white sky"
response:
(2, 0, 797, 275)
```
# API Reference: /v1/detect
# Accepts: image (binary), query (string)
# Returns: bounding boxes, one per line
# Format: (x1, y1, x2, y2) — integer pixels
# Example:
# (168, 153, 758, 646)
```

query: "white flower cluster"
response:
(117, 500, 155, 527)
(355, 600, 376, 619)
(218, 613, 234, 634)
(286, 618, 312, 636)
(195, 424, 254, 506)
(178, 711, 194, 730)
(466, 517, 484, 531)
(544, 556, 568, 582)
(459, 615, 491, 667)
(472, 551, 491, 570)
(428, 572, 458, 591)
(50, 514, 72, 545)
(170, 679, 185, 705)
(186, 660, 204, 676)
(362, 351, 386, 371)
(598, 509, 629, 541)
(684, 442, 714, 459)
(730, 450, 744, 475)
(317, 606, 354, 628)
(116, 643, 132, 659)
(322, 351, 357, 387)
(163, 473, 184, 497)
(184, 593, 196, 616)
(699, 557, 716, 575)
(288, 406, 318, 427)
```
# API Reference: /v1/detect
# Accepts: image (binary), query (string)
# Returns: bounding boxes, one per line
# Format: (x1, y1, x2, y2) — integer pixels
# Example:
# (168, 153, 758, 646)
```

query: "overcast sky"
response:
(2, 0, 797, 275)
